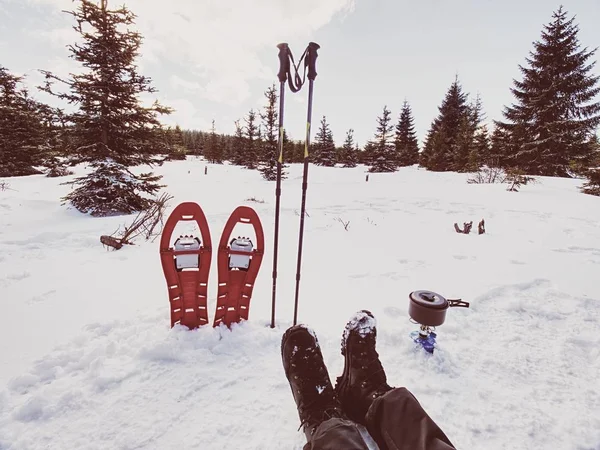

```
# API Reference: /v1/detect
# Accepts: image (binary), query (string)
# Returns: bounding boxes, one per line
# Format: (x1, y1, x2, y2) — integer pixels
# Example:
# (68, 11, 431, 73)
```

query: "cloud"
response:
(15, 0, 355, 106)
(159, 97, 210, 131)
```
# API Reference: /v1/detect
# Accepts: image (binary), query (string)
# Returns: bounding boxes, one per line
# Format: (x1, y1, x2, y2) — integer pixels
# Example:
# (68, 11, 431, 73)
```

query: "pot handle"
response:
(448, 299, 470, 308)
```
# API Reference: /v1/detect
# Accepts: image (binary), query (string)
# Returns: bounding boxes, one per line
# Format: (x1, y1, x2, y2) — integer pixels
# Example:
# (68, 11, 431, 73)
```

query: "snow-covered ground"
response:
(1, 159, 599, 449)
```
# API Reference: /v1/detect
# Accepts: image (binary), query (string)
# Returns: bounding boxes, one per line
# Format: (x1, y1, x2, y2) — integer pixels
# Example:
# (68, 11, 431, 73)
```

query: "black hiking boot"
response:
(335, 310, 393, 424)
(282, 324, 346, 442)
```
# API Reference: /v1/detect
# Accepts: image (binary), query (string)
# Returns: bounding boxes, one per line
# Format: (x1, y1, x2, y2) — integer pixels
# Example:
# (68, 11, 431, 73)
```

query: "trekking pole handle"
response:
(277, 43, 289, 83)
(306, 42, 320, 81)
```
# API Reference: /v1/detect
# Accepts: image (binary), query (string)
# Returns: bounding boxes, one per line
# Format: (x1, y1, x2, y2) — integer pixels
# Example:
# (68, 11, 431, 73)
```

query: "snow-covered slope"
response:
(1, 160, 599, 449)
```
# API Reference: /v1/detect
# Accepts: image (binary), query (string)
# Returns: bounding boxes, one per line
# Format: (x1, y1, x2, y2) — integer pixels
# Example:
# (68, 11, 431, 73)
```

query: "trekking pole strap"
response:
(277, 42, 319, 93)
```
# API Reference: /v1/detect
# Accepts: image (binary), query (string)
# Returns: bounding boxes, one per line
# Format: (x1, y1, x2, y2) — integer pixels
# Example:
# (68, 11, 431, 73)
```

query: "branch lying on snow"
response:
(294, 209, 310, 218)
(336, 217, 350, 231)
(0, 181, 14, 191)
(454, 221, 473, 234)
(100, 192, 174, 250)
(245, 197, 265, 203)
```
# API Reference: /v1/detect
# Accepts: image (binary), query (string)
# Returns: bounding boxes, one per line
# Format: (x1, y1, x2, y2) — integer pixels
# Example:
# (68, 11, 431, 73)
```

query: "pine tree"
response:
(39, 0, 172, 216)
(312, 116, 336, 166)
(243, 109, 259, 169)
(340, 128, 358, 167)
(369, 105, 396, 172)
(0, 66, 53, 177)
(395, 100, 420, 166)
(259, 84, 286, 180)
(495, 6, 600, 177)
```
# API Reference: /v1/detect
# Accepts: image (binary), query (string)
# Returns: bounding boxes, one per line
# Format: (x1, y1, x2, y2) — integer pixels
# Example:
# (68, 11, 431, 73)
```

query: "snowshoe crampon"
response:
(214, 206, 264, 328)
(160, 202, 212, 329)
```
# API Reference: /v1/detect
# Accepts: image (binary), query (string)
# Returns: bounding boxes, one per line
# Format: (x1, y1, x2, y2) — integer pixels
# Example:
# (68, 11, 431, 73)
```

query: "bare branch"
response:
(100, 192, 174, 250)
(336, 217, 350, 231)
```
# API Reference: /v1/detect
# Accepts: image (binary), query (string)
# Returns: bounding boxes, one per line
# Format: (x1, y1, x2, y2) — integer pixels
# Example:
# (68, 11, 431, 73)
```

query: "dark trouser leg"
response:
(304, 417, 371, 450)
(365, 387, 456, 450)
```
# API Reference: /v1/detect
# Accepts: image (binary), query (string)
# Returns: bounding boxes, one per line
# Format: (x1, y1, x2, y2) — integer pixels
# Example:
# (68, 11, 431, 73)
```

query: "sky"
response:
(1, 0, 600, 148)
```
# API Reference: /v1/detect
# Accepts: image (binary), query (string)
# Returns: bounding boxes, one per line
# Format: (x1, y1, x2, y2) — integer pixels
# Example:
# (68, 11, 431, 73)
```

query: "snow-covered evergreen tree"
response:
(495, 6, 600, 177)
(395, 101, 420, 167)
(39, 0, 172, 216)
(312, 116, 336, 166)
(369, 106, 397, 173)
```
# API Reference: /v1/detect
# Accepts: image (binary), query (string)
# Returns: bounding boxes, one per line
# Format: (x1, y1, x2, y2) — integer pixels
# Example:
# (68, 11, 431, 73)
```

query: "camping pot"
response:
(408, 290, 470, 327)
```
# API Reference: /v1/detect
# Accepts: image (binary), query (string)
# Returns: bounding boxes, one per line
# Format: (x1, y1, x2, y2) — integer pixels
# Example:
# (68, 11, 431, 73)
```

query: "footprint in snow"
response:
(383, 306, 404, 318)
(28, 290, 57, 304)
(7, 271, 31, 281)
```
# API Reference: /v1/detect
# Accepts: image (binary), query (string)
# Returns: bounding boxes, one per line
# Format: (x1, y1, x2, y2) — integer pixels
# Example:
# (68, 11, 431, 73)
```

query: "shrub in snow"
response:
(467, 166, 507, 184)
(581, 169, 600, 196)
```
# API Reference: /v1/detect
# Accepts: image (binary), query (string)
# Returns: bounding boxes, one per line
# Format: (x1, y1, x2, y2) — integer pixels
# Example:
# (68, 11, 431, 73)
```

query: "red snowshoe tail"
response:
(213, 206, 264, 328)
(160, 202, 212, 329)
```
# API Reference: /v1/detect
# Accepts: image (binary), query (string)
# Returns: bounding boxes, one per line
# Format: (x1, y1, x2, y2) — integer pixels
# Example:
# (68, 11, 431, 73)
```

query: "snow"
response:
(1, 159, 600, 449)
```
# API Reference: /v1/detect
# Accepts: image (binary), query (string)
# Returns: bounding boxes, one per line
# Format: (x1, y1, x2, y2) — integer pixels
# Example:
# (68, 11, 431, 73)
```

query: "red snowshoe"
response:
(213, 206, 265, 328)
(160, 202, 212, 329)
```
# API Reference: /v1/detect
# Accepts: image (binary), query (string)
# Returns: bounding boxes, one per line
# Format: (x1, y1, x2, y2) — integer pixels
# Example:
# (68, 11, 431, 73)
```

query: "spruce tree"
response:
(39, 0, 172, 216)
(495, 6, 600, 177)
(581, 169, 600, 196)
(340, 128, 358, 167)
(453, 94, 485, 171)
(369, 105, 396, 172)
(395, 100, 420, 166)
(164, 125, 186, 160)
(420, 78, 470, 171)
(0, 66, 52, 177)
(204, 120, 224, 163)
(259, 84, 286, 180)
(468, 124, 491, 170)
(312, 116, 336, 166)
(243, 109, 259, 169)
(230, 120, 246, 166)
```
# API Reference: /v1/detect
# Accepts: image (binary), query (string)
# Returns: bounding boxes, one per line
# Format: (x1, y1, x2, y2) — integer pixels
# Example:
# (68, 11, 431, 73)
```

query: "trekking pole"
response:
(270, 43, 289, 329)
(293, 42, 320, 326)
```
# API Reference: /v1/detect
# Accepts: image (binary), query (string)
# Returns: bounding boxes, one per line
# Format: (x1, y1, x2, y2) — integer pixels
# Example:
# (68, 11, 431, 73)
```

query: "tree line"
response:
(1, 2, 599, 217)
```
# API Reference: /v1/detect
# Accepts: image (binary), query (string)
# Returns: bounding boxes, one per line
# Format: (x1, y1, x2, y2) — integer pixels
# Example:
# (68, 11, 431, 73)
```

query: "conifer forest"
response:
(1, 1, 599, 216)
